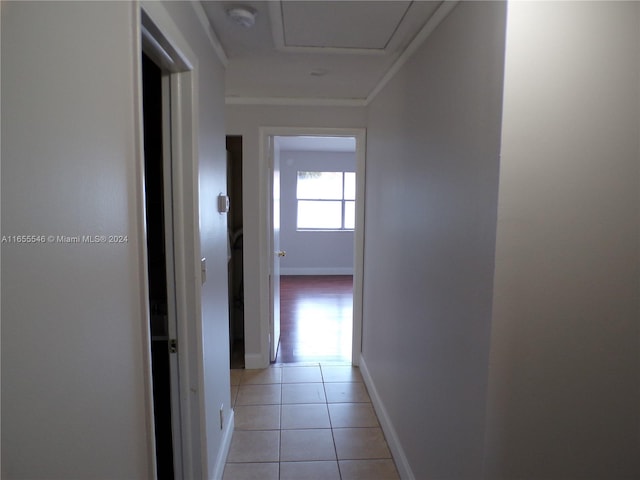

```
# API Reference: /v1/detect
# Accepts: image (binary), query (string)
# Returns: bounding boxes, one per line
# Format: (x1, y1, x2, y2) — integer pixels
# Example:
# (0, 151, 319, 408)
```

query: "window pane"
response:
(344, 172, 356, 200)
(344, 201, 355, 229)
(297, 171, 343, 199)
(297, 200, 342, 229)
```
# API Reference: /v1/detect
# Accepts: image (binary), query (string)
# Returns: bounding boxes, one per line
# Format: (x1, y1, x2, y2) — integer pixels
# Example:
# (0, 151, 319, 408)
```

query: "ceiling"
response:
(276, 135, 356, 152)
(199, 1, 447, 104)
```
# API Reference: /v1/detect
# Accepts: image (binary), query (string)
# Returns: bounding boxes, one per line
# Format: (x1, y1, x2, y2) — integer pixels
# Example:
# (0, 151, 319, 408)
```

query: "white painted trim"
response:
(351, 130, 366, 367)
(163, 73, 185, 480)
(244, 353, 269, 370)
(131, 4, 157, 478)
(171, 70, 202, 480)
(359, 355, 415, 480)
(268, 0, 395, 56)
(252, 131, 272, 370)
(141, 1, 195, 70)
(225, 96, 367, 108)
(210, 410, 234, 480)
(269, 136, 280, 363)
(280, 268, 354, 276)
(190, 0, 229, 67)
(257, 127, 366, 369)
(267, 0, 285, 56)
(365, 0, 459, 104)
(139, 3, 206, 478)
(277, 45, 387, 56)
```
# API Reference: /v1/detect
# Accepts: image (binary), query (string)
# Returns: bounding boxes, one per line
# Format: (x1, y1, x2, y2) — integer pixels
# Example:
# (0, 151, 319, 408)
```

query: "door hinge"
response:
(169, 339, 178, 354)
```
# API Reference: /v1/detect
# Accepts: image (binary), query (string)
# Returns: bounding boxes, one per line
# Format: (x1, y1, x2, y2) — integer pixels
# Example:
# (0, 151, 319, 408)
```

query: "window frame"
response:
(296, 170, 355, 231)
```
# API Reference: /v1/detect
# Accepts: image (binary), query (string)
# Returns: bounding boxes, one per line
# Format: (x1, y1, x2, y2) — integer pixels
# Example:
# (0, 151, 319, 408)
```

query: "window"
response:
(296, 171, 356, 230)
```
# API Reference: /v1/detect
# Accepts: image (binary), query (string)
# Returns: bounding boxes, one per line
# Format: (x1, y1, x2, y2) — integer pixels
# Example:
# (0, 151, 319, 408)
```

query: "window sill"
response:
(296, 229, 354, 233)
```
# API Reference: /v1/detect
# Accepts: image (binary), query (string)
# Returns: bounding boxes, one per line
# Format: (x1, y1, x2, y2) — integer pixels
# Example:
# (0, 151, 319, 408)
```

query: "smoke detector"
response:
(226, 6, 257, 28)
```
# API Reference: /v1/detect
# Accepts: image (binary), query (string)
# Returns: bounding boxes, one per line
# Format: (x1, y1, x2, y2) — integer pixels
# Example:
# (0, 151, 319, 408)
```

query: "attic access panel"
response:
(280, 1, 412, 51)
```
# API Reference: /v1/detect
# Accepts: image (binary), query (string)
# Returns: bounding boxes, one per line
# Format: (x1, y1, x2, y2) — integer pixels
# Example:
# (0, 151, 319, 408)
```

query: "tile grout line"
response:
(227, 365, 399, 478)
(278, 378, 282, 475)
(325, 374, 345, 480)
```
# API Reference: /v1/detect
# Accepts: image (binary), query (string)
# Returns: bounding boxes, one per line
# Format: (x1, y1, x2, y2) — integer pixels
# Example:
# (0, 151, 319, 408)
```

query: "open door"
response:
(141, 52, 183, 479)
(141, 10, 203, 477)
(260, 127, 365, 368)
(269, 136, 283, 362)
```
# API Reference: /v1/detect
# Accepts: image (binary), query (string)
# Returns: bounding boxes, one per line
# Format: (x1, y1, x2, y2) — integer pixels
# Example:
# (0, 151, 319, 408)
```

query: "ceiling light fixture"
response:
(226, 6, 257, 28)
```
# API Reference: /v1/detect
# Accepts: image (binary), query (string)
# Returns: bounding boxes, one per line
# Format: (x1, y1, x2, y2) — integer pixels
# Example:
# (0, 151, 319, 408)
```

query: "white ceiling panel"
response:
(280, 1, 411, 50)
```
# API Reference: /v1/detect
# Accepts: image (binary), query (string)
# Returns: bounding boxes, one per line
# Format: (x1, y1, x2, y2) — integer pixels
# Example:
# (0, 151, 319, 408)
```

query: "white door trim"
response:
(257, 127, 366, 367)
(137, 3, 205, 478)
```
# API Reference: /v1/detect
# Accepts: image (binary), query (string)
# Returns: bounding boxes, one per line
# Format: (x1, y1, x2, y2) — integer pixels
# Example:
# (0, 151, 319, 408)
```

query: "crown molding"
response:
(191, 0, 228, 67)
(225, 96, 367, 108)
(365, 0, 459, 104)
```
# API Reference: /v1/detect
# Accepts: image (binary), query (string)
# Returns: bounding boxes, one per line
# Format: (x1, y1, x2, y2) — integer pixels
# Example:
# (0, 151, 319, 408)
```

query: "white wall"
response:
(279, 150, 355, 275)
(226, 105, 366, 367)
(484, 2, 640, 478)
(362, 2, 507, 479)
(1, 2, 230, 478)
(1, 3, 151, 477)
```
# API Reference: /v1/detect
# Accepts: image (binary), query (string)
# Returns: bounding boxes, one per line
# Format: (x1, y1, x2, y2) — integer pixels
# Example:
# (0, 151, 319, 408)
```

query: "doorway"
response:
(261, 128, 366, 367)
(141, 52, 179, 480)
(226, 136, 245, 369)
(140, 6, 206, 478)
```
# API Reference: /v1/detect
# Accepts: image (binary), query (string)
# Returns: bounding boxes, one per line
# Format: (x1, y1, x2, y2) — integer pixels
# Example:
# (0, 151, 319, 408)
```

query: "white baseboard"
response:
(280, 267, 354, 275)
(244, 352, 268, 369)
(359, 355, 415, 480)
(211, 408, 235, 480)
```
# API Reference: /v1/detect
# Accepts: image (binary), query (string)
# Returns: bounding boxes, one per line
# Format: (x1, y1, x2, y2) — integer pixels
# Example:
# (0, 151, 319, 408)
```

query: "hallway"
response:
(224, 365, 399, 480)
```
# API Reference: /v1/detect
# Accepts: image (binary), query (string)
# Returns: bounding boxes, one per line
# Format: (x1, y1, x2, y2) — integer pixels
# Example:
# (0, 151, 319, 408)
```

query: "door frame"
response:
(258, 127, 366, 366)
(268, 136, 281, 363)
(136, 4, 204, 478)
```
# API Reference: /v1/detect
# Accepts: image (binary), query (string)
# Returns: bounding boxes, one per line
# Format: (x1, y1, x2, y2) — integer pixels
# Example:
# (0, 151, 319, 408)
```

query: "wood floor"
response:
(276, 275, 353, 364)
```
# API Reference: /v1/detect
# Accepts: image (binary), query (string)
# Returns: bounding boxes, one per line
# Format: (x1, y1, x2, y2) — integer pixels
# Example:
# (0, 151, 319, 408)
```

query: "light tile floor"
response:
(225, 364, 400, 480)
